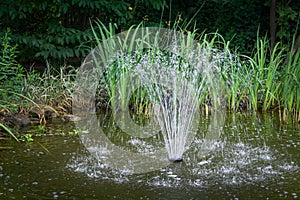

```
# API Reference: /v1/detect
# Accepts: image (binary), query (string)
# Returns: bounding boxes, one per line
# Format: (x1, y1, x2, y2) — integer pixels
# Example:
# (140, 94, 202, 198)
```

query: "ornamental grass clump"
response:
(22, 64, 77, 123)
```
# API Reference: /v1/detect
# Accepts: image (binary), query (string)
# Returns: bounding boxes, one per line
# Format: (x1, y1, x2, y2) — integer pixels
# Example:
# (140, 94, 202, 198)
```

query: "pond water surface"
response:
(0, 112, 299, 199)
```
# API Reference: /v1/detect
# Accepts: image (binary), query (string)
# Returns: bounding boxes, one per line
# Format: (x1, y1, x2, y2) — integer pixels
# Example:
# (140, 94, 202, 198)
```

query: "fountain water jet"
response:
(132, 46, 217, 162)
(74, 27, 224, 173)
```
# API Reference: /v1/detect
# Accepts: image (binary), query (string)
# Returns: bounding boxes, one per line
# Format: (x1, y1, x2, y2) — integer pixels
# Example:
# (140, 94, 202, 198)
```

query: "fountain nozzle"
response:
(170, 158, 183, 163)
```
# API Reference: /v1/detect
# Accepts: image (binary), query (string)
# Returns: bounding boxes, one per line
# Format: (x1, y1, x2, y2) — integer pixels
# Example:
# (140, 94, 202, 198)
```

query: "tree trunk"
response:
(292, 35, 300, 55)
(270, 0, 277, 52)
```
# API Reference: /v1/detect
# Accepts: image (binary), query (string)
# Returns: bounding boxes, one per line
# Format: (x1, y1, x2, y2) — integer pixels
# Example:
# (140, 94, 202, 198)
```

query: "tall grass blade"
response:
(0, 122, 19, 142)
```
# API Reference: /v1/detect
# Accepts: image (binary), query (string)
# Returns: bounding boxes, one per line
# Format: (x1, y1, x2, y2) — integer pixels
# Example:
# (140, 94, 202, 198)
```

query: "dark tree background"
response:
(0, 0, 299, 67)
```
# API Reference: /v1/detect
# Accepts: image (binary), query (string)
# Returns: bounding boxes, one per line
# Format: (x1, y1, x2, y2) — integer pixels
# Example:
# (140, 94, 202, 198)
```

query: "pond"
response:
(0, 112, 299, 199)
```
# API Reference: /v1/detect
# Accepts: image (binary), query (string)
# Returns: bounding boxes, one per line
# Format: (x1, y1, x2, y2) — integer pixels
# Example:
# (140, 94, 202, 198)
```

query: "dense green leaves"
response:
(0, 0, 170, 63)
(0, 0, 135, 63)
(0, 0, 299, 64)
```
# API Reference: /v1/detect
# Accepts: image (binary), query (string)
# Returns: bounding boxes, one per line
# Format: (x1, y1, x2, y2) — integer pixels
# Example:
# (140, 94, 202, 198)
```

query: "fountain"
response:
(73, 28, 224, 172)
(72, 27, 224, 173)
(131, 48, 211, 162)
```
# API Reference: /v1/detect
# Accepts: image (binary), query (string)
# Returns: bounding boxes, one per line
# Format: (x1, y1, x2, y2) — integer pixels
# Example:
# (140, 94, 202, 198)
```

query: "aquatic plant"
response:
(0, 122, 19, 142)
(279, 39, 300, 122)
(23, 64, 77, 120)
(1, 18, 299, 128)
(88, 20, 300, 124)
(247, 37, 283, 111)
(243, 34, 299, 122)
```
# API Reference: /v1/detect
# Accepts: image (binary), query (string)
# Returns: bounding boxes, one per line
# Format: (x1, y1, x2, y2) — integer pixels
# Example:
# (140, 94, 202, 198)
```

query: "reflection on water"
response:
(0, 112, 299, 199)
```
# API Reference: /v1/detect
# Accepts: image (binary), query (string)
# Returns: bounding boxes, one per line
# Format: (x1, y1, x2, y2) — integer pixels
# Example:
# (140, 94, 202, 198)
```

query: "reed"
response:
(89, 20, 299, 122)
(91, 20, 207, 113)
(279, 39, 300, 122)
(0, 122, 19, 142)
(246, 37, 282, 111)
(23, 64, 76, 114)
(91, 21, 145, 112)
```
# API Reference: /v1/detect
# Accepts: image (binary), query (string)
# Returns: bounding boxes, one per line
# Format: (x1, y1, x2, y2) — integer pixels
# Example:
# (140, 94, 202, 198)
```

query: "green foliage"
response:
(280, 40, 300, 114)
(27, 125, 46, 134)
(140, 0, 166, 10)
(247, 38, 284, 111)
(0, 29, 18, 65)
(193, 0, 266, 54)
(0, 0, 169, 63)
(0, 29, 25, 104)
(0, 0, 299, 63)
(0, 0, 299, 123)
(19, 134, 34, 142)
(0, 30, 41, 113)
(189, 0, 300, 54)
(23, 64, 77, 108)
(275, 1, 299, 46)
(19, 133, 50, 153)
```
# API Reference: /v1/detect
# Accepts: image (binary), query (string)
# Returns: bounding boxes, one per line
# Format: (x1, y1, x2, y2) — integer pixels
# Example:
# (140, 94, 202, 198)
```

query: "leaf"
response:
(0, 122, 19, 142)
